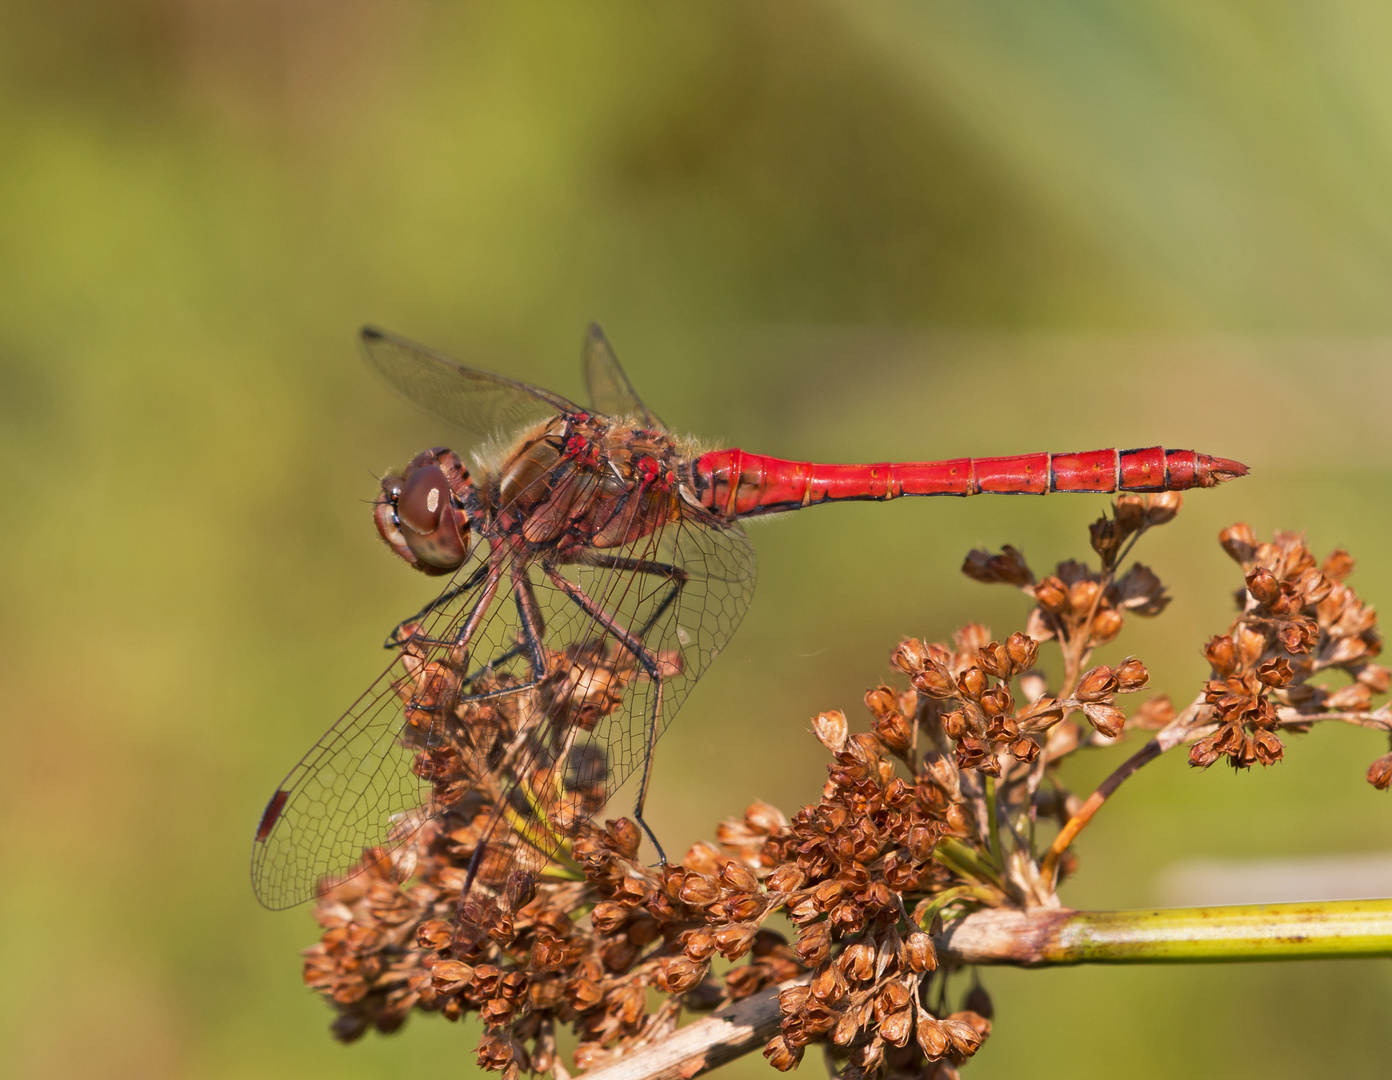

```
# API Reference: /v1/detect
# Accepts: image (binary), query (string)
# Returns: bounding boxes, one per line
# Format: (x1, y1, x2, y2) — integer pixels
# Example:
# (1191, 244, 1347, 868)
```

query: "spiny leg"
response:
(543, 562, 680, 864)
(385, 560, 493, 648)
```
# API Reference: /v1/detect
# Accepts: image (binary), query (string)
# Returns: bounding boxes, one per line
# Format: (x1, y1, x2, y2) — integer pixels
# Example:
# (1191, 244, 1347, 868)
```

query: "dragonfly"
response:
(251, 325, 1247, 912)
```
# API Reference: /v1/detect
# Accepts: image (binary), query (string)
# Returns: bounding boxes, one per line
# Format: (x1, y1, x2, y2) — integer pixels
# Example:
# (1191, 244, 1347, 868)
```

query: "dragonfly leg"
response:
(575, 552, 688, 640)
(543, 564, 672, 865)
(385, 560, 493, 648)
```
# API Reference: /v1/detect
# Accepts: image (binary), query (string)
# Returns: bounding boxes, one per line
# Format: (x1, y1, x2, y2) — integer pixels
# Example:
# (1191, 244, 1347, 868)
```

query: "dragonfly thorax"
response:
(374, 448, 476, 574)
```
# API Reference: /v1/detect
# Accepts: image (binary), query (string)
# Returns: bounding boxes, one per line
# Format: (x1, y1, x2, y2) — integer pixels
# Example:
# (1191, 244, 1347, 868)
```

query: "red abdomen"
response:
(693, 447, 1248, 520)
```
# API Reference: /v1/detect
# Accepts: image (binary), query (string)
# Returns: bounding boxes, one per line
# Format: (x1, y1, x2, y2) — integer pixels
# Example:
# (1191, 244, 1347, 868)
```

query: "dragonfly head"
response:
(374, 448, 474, 574)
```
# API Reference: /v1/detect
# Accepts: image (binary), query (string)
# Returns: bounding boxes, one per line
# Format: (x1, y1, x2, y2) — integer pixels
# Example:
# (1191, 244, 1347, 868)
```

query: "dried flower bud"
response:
(1367, 752, 1392, 790)
(715, 922, 759, 960)
(1256, 657, 1294, 687)
(1082, 702, 1126, 739)
(1189, 734, 1221, 768)
(1253, 728, 1284, 765)
(1009, 736, 1040, 762)
(1115, 657, 1149, 692)
(1204, 635, 1238, 676)
(956, 667, 987, 699)
(940, 708, 967, 738)
(767, 865, 806, 893)
(678, 873, 720, 908)
(890, 638, 931, 674)
(430, 959, 473, 993)
(1357, 664, 1391, 693)
(905, 930, 938, 972)
(795, 921, 831, 966)
(763, 1035, 803, 1071)
(858, 688, 892, 722)
(681, 927, 716, 961)
(1278, 618, 1320, 654)
(1220, 523, 1258, 564)
(1089, 515, 1122, 563)
(657, 956, 704, 994)
(590, 901, 628, 935)
(976, 641, 1012, 678)
(1114, 495, 1147, 533)
(1075, 665, 1119, 702)
(417, 919, 453, 950)
(1247, 568, 1281, 606)
(810, 962, 848, 1005)
(912, 661, 957, 699)
(1089, 608, 1125, 646)
(1144, 492, 1181, 526)
(1323, 549, 1355, 582)
(941, 1016, 984, 1058)
(875, 710, 913, 753)
(881, 1006, 915, 1048)
(603, 818, 642, 860)
(1034, 576, 1069, 613)
(811, 709, 849, 753)
(840, 941, 876, 983)
(916, 1014, 950, 1060)
(1005, 631, 1039, 671)
(962, 544, 1032, 586)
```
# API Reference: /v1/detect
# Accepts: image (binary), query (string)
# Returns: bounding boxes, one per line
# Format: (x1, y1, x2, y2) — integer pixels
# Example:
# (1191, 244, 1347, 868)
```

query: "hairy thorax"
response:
(491, 412, 688, 557)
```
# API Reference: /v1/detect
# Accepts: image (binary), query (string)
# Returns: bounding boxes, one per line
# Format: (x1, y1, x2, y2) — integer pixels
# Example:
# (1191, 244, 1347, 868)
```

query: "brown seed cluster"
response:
(298, 497, 1392, 1080)
(1190, 526, 1390, 773)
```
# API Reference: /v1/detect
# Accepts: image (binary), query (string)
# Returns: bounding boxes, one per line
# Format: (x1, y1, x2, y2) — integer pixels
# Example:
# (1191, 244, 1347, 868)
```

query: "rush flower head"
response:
(299, 496, 1390, 1080)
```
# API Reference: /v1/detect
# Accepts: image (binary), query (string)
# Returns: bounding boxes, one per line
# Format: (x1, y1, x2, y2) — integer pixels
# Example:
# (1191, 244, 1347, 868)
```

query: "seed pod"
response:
(941, 1015, 984, 1057)
(763, 1035, 803, 1072)
(840, 941, 876, 983)
(657, 956, 704, 993)
(681, 927, 716, 961)
(810, 962, 848, 1005)
(1083, 702, 1126, 738)
(1075, 665, 1119, 702)
(809, 709, 849, 754)
(794, 921, 831, 966)
(978, 685, 1013, 717)
(890, 638, 931, 674)
(1256, 657, 1294, 687)
(603, 818, 642, 860)
(1005, 631, 1039, 671)
(766, 865, 806, 893)
(1144, 492, 1181, 525)
(715, 922, 759, 960)
(417, 919, 453, 950)
(678, 873, 720, 908)
(916, 1013, 950, 1059)
(1009, 736, 1040, 762)
(1367, 752, 1392, 790)
(975, 641, 1011, 678)
(912, 661, 957, 699)
(1115, 657, 1149, 692)
(905, 930, 938, 973)
(864, 685, 898, 718)
(1114, 495, 1147, 534)
(1090, 515, 1122, 563)
(1089, 608, 1125, 646)
(590, 901, 628, 935)
(956, 667, 988, 699)
(1247, 567, 1281, 606)
(1219, 522, 1257, 564)
(1204, 635, 1238, 676)
(1034, 576, 1069, 613)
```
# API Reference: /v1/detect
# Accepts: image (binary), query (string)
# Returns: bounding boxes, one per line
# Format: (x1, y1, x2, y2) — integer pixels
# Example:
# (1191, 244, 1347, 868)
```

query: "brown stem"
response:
(1039, 692, 1205, 883)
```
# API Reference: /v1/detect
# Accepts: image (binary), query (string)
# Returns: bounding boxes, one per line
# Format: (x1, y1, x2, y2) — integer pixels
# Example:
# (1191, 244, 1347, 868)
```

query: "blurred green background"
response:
(4, 2, 1392, 1077)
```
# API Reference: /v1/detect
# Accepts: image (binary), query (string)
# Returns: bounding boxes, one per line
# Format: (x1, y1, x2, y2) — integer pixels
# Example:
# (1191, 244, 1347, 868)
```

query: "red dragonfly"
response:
(251, 325, 1246, 910)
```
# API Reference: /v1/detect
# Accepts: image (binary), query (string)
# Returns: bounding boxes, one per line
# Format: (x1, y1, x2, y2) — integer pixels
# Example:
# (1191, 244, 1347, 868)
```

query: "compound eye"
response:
(398, 464, 448, 535)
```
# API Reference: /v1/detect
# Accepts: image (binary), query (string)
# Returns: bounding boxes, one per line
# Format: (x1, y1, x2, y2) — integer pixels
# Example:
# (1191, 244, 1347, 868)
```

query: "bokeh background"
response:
(5, 3, 1392, 1078)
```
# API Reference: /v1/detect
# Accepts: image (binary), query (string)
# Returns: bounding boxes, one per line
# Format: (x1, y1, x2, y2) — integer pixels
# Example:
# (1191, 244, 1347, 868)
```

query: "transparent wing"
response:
(250, 543, 501, 910)
(250, 497, 756, 910)
(582, 323, 666, 431)
(362, 326, 583, 462)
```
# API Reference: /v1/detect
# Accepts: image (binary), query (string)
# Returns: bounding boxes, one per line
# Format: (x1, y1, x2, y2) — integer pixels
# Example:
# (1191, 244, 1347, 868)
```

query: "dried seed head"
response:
(864, 686, 898, 719)
(912, 662, 957, 699)
(1143, 492, 1181, 526)
(961, 544, 1032, 586)
(905, 930, 938, 972)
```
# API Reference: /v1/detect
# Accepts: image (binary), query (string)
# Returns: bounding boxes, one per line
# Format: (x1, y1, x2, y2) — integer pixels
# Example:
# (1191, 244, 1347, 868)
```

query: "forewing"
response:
(582, 323, 666, 430)
(250, 546, 502, 910)
(362, 326, 581, 463)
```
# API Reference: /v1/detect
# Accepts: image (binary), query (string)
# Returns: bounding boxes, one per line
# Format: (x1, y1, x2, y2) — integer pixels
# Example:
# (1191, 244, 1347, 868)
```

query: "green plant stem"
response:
(933, 838, 1006, 891)
(937, 898, 1392, 966)
(983, 773, 1005, 869)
